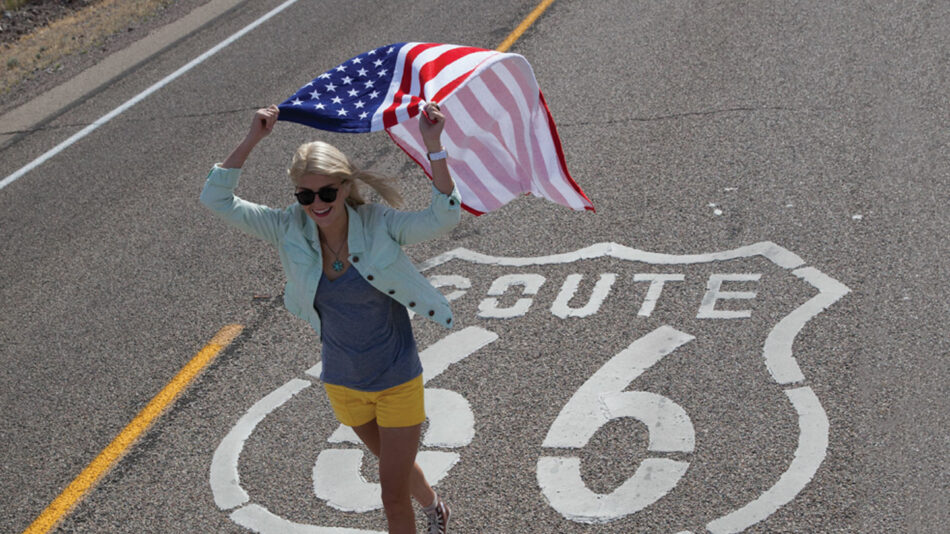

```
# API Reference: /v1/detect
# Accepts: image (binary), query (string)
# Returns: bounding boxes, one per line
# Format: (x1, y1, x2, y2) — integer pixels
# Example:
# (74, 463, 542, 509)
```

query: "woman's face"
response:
(295, 173, 351, 229)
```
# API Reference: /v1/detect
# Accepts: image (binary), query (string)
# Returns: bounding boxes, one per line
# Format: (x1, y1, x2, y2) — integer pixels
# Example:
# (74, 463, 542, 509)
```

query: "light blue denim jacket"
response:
(200, 165, 462, 334)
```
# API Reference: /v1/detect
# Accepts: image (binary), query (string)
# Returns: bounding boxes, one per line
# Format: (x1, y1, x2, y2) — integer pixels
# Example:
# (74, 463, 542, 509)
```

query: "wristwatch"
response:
(427, 148, 448, 161)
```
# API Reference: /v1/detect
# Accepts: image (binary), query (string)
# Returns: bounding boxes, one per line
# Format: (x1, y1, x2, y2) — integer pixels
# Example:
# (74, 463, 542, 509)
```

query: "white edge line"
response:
(209, 378, 311, 510)
(705, 386, 829, 534)
(0, 0, 302, 191)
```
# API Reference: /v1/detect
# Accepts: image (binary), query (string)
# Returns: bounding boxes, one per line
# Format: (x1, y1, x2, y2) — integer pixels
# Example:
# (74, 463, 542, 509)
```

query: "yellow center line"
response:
(497, 0, 557, 52)
(23, 324, 243, 534)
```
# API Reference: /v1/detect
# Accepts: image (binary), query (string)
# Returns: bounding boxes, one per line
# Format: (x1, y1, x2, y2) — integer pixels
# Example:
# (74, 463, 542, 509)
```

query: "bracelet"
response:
(427, 148, 448, 161)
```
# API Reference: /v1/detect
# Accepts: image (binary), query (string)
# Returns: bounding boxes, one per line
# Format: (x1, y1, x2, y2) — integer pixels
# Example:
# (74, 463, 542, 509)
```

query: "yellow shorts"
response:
(324, 374, 425, 428)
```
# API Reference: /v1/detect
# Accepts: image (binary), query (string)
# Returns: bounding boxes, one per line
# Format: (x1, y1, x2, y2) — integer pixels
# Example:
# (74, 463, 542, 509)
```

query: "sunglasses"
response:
(294, 185, 339, 205)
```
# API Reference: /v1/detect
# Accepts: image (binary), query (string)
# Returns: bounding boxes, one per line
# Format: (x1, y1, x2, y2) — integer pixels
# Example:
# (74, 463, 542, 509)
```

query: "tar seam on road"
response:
(17, 0, 558, 532)
(22, 324, 243, 534)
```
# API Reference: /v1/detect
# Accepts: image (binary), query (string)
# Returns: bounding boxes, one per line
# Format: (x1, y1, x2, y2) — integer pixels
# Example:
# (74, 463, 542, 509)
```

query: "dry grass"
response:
(2, 0, 33, 10)
(1, 0, 172, 96)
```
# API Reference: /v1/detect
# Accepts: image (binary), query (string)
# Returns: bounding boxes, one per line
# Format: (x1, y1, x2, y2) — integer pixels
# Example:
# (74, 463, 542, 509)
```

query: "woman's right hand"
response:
(221, 105, 279, 169)
(248, 105, 279, 142)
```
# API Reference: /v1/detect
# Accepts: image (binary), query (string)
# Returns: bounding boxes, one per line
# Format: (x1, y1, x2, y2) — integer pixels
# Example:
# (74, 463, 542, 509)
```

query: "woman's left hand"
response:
(418, 101, 455, 195)
(419, 102, 445, 151)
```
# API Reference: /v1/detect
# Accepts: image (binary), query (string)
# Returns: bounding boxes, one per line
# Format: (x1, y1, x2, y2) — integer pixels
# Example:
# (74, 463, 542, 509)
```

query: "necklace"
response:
(322, 238, 346, 272)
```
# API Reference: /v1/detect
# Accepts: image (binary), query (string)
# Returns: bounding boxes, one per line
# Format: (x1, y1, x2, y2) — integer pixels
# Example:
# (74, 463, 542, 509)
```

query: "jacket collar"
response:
(345, 203, 366, 255)
(301, 203, 366, 256)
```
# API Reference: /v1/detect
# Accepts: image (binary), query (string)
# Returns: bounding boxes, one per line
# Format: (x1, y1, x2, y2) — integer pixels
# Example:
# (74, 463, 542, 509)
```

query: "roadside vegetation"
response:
(1, 0, 172, 98)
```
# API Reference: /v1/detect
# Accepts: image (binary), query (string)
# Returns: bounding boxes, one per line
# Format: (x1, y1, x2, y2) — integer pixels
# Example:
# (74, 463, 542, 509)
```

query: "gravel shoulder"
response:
(0, 0, 212, 117)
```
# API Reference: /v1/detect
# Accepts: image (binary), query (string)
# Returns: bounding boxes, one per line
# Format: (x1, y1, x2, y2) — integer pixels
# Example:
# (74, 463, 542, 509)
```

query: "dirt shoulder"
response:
(0, 0, 211, 116)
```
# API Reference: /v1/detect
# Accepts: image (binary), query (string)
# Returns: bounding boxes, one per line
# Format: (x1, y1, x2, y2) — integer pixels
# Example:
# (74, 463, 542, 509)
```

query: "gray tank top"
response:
(313, 267, 421, 391)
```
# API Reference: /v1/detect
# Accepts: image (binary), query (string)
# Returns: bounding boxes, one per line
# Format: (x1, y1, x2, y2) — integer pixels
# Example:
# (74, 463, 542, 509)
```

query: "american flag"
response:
(277, 42, 594, 215)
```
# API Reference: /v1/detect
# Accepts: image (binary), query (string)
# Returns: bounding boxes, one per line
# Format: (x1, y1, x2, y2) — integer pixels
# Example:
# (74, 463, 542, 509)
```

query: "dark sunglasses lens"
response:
(295, 186, 339, 205)
(295, 190, 316, 205)
(317, 187, 338, 203)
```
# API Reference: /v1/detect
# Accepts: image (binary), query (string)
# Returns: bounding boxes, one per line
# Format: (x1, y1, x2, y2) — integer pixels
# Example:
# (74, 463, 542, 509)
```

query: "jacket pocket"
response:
(365, 234, 401, 268)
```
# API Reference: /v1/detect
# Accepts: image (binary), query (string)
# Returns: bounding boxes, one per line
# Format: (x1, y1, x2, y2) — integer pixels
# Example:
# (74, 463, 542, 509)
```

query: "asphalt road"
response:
(1, 1, 947, 533)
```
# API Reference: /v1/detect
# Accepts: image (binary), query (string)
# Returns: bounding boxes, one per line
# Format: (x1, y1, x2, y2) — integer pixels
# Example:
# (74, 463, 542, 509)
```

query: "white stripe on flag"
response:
(448, 84, 524, 200)
(489, 60, 535, 162)
(440, 102, 515, 212)
(389, 121, 500, 213)
(389, 44, 458, 123)
(465, 75, 521, 165)
(443, 128, 515, 212)
(372, 42, 416, 131)
(407, 44, 458, 97)
(442, 126, 514, 211)
(532, 104, 585, 209)
(387, 122, 427, 166)
(490, 60, 575, 208)
(466, 66, 570, 208)
(421, 50, 498, 99)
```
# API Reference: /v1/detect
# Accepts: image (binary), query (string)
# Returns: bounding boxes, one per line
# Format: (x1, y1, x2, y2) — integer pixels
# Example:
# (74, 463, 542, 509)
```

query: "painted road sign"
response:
(209, 242, 848, 533)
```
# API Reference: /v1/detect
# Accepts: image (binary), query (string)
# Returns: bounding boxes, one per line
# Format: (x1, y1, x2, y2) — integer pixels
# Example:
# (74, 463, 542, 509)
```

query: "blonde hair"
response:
(287, 141, 404, 208)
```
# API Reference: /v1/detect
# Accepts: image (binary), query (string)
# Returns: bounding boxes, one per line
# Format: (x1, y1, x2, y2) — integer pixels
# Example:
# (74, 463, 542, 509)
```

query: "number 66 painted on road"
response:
(538, 325, 696, 524)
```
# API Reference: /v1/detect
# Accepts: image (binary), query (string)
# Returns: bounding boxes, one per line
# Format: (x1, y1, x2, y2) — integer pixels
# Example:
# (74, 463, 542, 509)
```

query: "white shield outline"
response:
(418, 241, 850, 533)
(209, 241, 849, 534)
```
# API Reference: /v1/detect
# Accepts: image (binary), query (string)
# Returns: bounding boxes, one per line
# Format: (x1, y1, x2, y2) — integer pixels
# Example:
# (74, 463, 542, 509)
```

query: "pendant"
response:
(332, 260, 344, 272)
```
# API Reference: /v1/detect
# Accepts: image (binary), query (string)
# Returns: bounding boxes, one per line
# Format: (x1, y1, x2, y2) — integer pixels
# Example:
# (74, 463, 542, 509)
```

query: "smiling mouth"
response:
(311, 206, 331, 218)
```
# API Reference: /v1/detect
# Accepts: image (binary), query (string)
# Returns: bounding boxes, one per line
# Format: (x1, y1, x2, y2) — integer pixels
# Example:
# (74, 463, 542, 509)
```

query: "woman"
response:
(200, 102, 459, 534)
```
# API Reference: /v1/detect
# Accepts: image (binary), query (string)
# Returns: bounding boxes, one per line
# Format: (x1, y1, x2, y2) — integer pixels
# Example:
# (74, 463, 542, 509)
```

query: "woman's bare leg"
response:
(352, 419, 437, 507)
(376, 424, 424, 533)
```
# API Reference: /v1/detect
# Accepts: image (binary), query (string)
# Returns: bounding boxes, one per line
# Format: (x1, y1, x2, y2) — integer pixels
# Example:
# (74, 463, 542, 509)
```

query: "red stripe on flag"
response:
(475, 66, 531, 175)
(538, 91, 594, 211)
(485, 63, 573, 208)
(450, 83, 524, 201)
(383, 43, 441, 128)
(432, 70, 475, 103)
(467, 64, 572, 208)
(431, 49, 499, 103)
(384, 128, 487, 216)
(443, 106, 520, 206)
(417, 46, 486, 92)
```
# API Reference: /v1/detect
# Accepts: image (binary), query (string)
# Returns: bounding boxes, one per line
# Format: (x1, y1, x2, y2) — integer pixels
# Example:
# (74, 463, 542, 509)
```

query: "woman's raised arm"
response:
(418, 102, 455, 196)
(222, 105, 280, 169)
